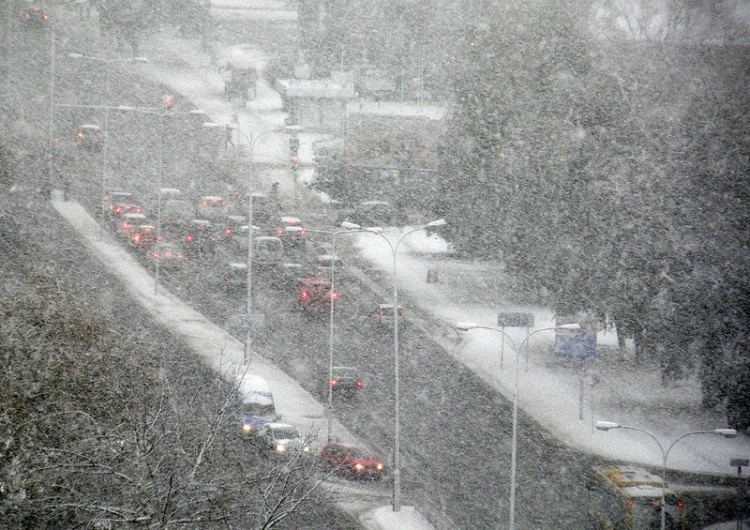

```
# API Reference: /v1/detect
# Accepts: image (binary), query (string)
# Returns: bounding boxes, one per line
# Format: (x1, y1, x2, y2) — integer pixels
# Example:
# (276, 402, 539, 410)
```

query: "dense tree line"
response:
(307, 0, 750, 426)
(0, 198, 360, 528)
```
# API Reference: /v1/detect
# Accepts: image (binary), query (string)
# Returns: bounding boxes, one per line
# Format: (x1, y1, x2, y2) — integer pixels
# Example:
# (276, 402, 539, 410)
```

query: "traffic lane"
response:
(165, 242, 601, 528)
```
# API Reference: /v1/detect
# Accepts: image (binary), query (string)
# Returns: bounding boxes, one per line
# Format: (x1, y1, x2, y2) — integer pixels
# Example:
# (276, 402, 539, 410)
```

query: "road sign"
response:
(497, 312, 534, 328)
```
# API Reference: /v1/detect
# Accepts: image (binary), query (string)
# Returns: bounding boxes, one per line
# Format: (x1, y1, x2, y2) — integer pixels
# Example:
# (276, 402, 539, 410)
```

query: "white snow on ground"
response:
(50, 5, 750, 527)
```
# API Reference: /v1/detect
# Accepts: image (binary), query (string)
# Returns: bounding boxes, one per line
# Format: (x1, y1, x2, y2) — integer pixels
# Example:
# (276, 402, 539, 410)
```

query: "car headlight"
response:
(242, 424, 252, 433)
(376, 463, 383, 471)
(354, 463, 363, 471)
(275, 444, 286, 453)
(302, 445, 310, 453)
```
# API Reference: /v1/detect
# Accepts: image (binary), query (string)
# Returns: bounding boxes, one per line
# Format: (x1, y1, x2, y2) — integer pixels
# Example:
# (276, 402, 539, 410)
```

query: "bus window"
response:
(588, 465, 686, 530)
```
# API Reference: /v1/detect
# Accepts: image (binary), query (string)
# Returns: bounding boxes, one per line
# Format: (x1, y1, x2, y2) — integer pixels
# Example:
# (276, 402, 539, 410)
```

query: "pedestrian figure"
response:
(224, 125, 234, 148)
(269, 182, 282, 213)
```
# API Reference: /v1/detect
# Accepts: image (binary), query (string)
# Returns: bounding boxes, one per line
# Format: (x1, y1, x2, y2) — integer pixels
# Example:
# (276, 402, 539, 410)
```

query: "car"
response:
(273, 216, 307, 249)
(313, 254, 346, 279)
(319, 442, 385, 480)
(354, 200, 393, 227)
(182, 219, 217, 255)
(240, 192, 278, 229)
(254, 423, 310, 457)
(222, 262, 253, 292)
(376, 303, 406, 326)
(151, 242, 185, 271)
(296, 276, 337, 312)
(216, 214, 246, 242)
(196, 195, 229, 222)
(116, 213, 150, 240)
(76, 124, 104, 152)
(235, 375, 279, 434)
(128, 224, 157, 250)
(252, 236, 285, 269)
(107, 197, 143, 227)
(271, 262, 306, 290)
(327, 365, 363, 397)
(22, 6, 48, 27)
(160, 199, 196, 232)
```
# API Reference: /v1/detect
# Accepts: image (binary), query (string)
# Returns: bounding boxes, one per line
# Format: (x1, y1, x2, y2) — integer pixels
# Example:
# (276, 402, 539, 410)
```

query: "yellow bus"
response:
(589, 465, 686, 530)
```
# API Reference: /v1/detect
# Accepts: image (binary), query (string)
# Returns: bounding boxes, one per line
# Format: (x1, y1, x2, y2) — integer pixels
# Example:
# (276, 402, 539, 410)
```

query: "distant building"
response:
(275, 74, 357, 134)
(343, 101, 448, 170)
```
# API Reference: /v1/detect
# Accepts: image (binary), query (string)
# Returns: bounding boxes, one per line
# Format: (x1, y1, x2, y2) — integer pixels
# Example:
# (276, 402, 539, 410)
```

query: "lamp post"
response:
(203, 122, 300, 363)
(67, 54, 149, 238)
(117, 104, 205, 294)
(505, 324, 579, 529)
(308, 222, 379, 443)
(596, 421, 737, 530)
(362, 219, 446, 512)
(455, 322, 517, 527)
(458, 322, 579, 528)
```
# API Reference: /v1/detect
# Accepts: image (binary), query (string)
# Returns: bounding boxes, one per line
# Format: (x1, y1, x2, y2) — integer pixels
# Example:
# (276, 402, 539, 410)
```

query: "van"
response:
(253, 236, 284, 269)
(236, 374, 279, 434)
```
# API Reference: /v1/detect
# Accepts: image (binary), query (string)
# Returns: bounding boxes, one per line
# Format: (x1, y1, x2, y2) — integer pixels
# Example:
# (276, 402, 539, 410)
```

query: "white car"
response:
(255, 422, 310, 456)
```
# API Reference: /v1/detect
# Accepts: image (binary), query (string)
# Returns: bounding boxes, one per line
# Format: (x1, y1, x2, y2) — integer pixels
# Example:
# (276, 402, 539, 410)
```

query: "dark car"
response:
(313, 254, 346, 279)
(327, 365, 363, 397)
(319, 442, 385, 480)
(182, 219, 217, 255)
(376, 303, 406, 327)
(273, 216, 307, 249)
(354, 200, 393, 228)
(271, 262, 306, 291)
(128, 224, 157, 250)
(22, 6, 48, 27)
(222, 262, 253, 292)
(151, 242, 185, 271)
(76, 124, 104, 152)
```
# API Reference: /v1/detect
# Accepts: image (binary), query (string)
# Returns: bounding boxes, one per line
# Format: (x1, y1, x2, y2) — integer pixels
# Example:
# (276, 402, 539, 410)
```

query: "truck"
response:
(221, 64, 257, 102)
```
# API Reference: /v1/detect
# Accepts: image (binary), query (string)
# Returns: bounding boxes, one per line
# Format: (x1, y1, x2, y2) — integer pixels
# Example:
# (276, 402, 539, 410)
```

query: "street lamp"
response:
(308, 222, 380, 443)
(456, 322, 517, 528)
(459, 322, 579, 528)
(361, 219, 446, 512)
(203, 122, 300, 363)
(596, 421, 737, 530)
(118, 104, 205, 294)
(506, 324, 579, 529)
(67, 54, 149, 238)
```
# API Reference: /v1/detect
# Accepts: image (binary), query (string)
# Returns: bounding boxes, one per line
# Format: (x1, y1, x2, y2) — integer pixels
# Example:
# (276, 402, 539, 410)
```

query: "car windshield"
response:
(346, 447, 369, 459)
(242, 403, 275, 417)
(270, 427, 300, 440)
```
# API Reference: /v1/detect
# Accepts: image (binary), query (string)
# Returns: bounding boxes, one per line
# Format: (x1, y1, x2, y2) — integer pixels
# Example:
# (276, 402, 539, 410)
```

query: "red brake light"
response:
(300, 290, 309, 299)
(186, 235, 193, 242)
(300, 229, 307, 236)
(356, 381, 363, 387)
(276, 228, 283, 236)
(379, 310, 384, 318)
(331, 379, 338, 387)
(331, 290, 338, 300)
(224, 273, 230, 281)
(225, 228, 232, 235)
(133, 234, 141, 243)
(152, 252, 159, 259)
